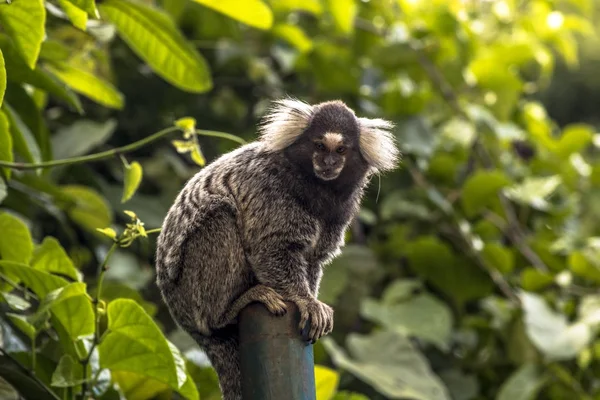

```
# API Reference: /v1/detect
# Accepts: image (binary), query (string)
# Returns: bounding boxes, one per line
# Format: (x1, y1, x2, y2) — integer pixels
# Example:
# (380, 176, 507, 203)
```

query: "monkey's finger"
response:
(309, 310, 321, 342)
(298, 306, 309, 331)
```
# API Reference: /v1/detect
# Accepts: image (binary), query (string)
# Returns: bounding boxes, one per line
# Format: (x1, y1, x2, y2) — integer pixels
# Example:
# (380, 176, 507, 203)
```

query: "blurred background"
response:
(2, 0, 600, 399)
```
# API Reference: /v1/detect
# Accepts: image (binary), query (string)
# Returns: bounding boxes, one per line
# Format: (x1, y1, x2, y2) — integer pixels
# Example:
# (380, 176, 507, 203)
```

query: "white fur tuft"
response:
(258, 98, 314, 151)
(358, 117, 400, 173)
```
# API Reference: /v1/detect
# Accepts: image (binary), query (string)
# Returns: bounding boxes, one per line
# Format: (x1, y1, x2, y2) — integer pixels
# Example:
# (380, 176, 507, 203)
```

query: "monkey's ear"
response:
(358, 117, 400, 173)
(258, 98, 314, 151)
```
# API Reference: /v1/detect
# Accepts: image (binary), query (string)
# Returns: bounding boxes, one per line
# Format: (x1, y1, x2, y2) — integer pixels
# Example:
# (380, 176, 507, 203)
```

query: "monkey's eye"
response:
(315, 142, 326, 151)
(336, 146, 347, 154)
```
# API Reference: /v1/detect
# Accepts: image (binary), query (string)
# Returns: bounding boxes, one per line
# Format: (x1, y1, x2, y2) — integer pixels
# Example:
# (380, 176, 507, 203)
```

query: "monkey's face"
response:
(312, 133, 347, 181)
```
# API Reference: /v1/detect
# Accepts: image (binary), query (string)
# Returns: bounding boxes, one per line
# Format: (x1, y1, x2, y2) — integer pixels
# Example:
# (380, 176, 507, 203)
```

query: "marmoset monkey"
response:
(155, 98, 399, 400)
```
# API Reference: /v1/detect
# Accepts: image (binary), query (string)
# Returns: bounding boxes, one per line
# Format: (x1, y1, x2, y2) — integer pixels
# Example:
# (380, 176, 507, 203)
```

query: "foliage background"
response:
(1, 0, 600, 399)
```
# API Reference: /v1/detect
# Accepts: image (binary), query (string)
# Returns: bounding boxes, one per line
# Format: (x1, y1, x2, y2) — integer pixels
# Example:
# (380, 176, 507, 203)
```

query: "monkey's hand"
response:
(294, 297, 334, 344)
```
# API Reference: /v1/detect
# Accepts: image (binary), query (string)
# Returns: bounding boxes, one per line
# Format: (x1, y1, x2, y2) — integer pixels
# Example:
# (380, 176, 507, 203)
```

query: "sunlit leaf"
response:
(326, 0, 357, 34)
(0, 261, 68, 297)
(96, 227, 117, 240)
(0, 49, 5, 107)
(47, 62, 124, 109)
(0, 0, 45, 69)
(122, 160, 143, 203)
(191, 0, 273, 30)
(481, 244, 515, 274)
(555, 124, 594, 158)
(520, 268, 554, 292)
(0, 213, 32, 264)
(6, 314, 36, 340)
(497, 364, 546, 400)
(31, 237, 80, 282)
(99, 0, 212, 93)
(0, 110, 11, 180)
(270, 0, 322, 14)
(51, 354, 88, 387)
(64, 0, 97, 17)
(36, 283, 94, 340)
(323, 331, 451, 399)
(315, 365, 339, 400)
(1, 292, 31, 311)
(272, 24, 313, 53)
(504, 176, 562, 210)
(57, 0, 88, 31)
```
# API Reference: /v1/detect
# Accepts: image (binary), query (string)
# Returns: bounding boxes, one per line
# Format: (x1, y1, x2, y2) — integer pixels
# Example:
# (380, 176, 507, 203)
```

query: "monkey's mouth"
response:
(314, 167, 341, 181)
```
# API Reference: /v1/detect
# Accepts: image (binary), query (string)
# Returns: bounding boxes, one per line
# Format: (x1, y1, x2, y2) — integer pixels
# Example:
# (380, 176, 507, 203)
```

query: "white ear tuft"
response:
(358, 117, 400, 173)
(258, 98, 314, 151)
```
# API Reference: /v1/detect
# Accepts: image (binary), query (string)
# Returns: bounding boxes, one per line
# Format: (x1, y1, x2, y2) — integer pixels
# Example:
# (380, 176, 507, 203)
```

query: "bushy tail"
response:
(191, 325, 242, 400)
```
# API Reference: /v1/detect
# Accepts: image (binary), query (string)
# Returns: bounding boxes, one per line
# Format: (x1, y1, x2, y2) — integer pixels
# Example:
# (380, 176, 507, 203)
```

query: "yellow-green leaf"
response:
(326, 0, 357, 34)
(6, 313, 36, 340)
(63, 0, 97, 18)
(0, 0, 46, 69)
(46, 62, 124, 109)
(0, 110, 11, 180)
(61, 185, 112, 232)
(40, 283, 94, 340)
(175, 117, 196, 133)
(316, 365, 339, 400)
(190, 146, 205, 166)
(0, 261, 68, 297)
(270, 0, 322, 15)
(99, 0, 212, 93)
(0, 213, 33, 264)
(31, 237, 80, 282)
(58, 0, 88, 31)
(122, 161, 143, 203)
(96, 227, 117, 240)
(272, 24, 313, 53)
(0, 48, 5, 107)
(3, 103, 41, 164)
(191, 0, 273, 30)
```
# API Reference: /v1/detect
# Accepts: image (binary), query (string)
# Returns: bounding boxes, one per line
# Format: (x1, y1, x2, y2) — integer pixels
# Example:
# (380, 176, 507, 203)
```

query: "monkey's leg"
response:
(192, 325, 241, 400)
(215, 284, 287, 329)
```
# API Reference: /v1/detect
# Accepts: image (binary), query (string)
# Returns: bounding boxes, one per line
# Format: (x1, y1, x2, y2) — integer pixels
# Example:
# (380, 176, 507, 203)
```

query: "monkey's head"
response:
(258, 98, 400, 183)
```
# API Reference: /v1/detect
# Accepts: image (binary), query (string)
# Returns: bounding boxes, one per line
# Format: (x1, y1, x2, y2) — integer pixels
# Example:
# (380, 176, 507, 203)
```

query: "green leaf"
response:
(406, 237, 494, 307)
(315, 365, 339, 400)
(121, 161, 143, 203)
(521, 291, 592, 360)
(568, 251, 600, 283)
(0, 36, 82, 112)
(46, 62, 124, 109)
(504, 176, 562, 210)
(39, 283, 94, 341)
(96, 227, 117, 240)
(61, 185, 112, 232)
(323, 331, 450, 400)
(481, 244, 515, 274)
(51, 119, 117, 160)
(57, 0, 88, 31)
(51, 354, 87, 387)
(3, 104, 40, 164)
(1, 292, 31, 311)
(0, 0, 46, 69)
(326, 0, 357, 34)
(191, 0, 273, 30)
(0, 213, 32, 263)
(272, 24, 313, 53)
(438, 369, 479, 400)
(520, 268, 554, 292)
(174, 117, 196, 133)
(461, 171, 511, 217)
(0, 261, 68, 297)
(31, 237, 80, 281)
(361, 293, 452, 351)
(0, 178, 5, 204)
(270, 0, 322, 15)
(496, 364, 546, 400)
(0, 356, 61, 400)
(99, 0, 212, 93)
(0, 48, 5, 107)
(555, 124, 594, 158)
(99, 299, 190, 393)
(6, 313, 35, 340)
(64, 0, 97, 17)
(0, 110, 11, 180)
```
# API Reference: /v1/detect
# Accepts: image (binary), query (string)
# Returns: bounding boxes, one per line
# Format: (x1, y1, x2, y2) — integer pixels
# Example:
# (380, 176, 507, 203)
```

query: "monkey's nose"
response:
(324, 155, 337, 166)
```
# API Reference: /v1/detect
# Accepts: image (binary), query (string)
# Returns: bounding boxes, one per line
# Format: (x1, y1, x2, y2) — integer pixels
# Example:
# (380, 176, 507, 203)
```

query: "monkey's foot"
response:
(294, 298, 334, 344)
(255, 286, 288, 317)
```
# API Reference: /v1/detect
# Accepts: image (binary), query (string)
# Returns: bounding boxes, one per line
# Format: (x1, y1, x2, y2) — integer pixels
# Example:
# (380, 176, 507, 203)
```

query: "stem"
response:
(80, 242, 118, 399)
(145, 228, 161, 235)
(0, 126, 181, 170)
(0, 347, 61, 400)
(31, 337, 36, 372)
(196, 129, 247, 145)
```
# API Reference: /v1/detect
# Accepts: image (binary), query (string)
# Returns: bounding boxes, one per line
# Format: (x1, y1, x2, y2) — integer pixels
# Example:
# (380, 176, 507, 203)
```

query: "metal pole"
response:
(238, 301, 316, 400)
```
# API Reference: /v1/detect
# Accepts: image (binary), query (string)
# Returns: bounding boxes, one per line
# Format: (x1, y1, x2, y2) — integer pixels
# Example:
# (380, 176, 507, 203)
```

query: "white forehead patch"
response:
(323, 132, 344, 151)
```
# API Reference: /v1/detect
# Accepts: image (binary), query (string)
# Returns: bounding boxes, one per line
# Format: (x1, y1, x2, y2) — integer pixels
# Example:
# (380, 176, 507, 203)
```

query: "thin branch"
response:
(196, 129, 247, 145)
(145, 228, 161, 235)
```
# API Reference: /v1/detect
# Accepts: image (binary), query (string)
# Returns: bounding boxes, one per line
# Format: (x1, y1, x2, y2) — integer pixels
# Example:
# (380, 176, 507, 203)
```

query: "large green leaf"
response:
(191, 0, 273, 29)
(461, 171, 511, 217)
(315, 365, 339, 400)
(521, 291, 592, 360)
(0, 110, 11, 180)
(0, 213, 32, 264)
(0, 261, 68, 297)
(99, 299, 195, 397)
(405, 236, 494, 307)
(36, 283, 94, 340)
(3, 103, 41, 164)
(0, 36, 81, 112)
(323, 331, 450, 400)
(361, 293, 453, 351)
(0, 0, 46, 69)
(63, 0, 96, 17)
(60, 185, 112, 232)
(496, 364, 546, 400)
(57, 0, 88, 31)
(99, 0, 212, 93)
(31, 237, 80, 281)
(326, 0, 357, 34)
(47, 62, 124, 109)
(51, 354, 88, 388)
(51, 119, 117, 160)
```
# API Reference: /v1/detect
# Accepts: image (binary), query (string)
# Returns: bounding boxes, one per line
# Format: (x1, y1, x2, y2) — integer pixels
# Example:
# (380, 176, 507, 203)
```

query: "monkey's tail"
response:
(191, 325, 242, 400)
